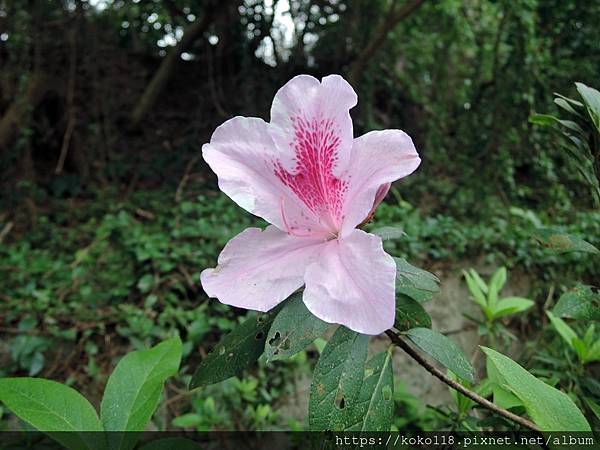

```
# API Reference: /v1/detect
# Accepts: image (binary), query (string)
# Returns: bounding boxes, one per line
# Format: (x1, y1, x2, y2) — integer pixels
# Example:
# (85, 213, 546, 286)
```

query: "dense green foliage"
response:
(1, 0, 599, 435)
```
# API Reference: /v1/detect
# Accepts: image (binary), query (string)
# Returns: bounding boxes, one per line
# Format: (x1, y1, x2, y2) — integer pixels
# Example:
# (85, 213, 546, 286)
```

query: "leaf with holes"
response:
(553, 285, 600, 321)
(394, 257, 439, 302)
(343, 348, 394, 431)
(264, 293, 329, 361)
(533, 228, 599, 254)
(394, 294, 431, 331)
(0, 378, 106, 450)
(189, 308, 280, 389)
(482, 347, 591, 431)
(101, 337, 182, 450)
(308, 326, 368, 431)
(406, 328, 474, 383)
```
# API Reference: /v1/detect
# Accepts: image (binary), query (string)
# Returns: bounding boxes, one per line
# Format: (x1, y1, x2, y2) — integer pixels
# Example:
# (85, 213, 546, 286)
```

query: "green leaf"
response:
(554, 92, 584, 108)
(493, 385, 523, 411)
(101, 338, 182, 431)
(529, 114, 586, 134)
(448, 370, 476, 414)
(481, 347, 591, 431)
(576, 82, 600, 130)
(394, 294, 431, 331)
(533, 228, 599, 254)
(313, 337, 327, 354)
(554, 97, 581, 116)
(463, 270, 488, 310)
(371, 226, 405, 240)
(584, 397, 600, 421)
(486, 357, 522, 410)
(190, 308, 280, 389)
(487, 267, 507, 309)
(530, 113, 558, 126)
(492, 297, 534, 319)
(468, 269, 489, 294)
(394, 257, 439, 302)
(308, 326, 369, 431)
(264, 293, 329, 361)
(405, 328, 474, 383)
(0, 378, 106, 450)
(546, 311, 578, 350)
(101, 337, 182, 450)
(553, 285, 600, 321)
(343, 348, 394, 431)
(572, 337, 588, 363)
(583, 324, 595, 347)
(584, 340, 600, 363)
(171, 413, 202, 428)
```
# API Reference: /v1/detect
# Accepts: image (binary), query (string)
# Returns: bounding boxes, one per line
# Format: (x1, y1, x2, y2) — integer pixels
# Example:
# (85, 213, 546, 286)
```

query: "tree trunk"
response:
(348, 0, 426, 86)
(130, 9, 216, 126)
(0, 71, 51, 151)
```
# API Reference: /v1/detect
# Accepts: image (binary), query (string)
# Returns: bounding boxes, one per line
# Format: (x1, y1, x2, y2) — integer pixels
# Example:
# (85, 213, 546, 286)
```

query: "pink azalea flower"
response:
(200, 75, 420, 335)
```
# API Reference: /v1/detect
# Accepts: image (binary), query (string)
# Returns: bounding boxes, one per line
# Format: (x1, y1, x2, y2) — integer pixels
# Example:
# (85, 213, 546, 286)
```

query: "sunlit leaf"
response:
(482, 347, 590, 431)
(584, 340, 600, 363)
(576, 82, 600, 130)
(0, 378, 106, 450)
(487, 267, 507, 309)
(492, 297, 534, 319)
(463, 270, 488, 310)
(101, 337, 182, 450)
(546, 311, 578, 350)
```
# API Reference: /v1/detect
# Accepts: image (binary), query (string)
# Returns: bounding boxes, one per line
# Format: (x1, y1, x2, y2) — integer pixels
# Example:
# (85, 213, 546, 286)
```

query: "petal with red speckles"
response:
(202, 116, 329, 237)
(269, 75, 358, 234)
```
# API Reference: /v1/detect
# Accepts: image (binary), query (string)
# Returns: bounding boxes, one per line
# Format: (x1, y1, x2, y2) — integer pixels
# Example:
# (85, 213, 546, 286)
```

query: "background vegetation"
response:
(1, 0, 599, 432)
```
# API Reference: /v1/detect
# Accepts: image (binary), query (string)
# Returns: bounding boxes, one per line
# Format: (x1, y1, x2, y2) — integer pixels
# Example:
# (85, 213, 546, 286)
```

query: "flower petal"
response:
(302, 229, 396, 335)
(201, 226, 325, 311)
(269, 75, 358, 233)
(202, 116, 325, 235)
(340, 130, 421, 237)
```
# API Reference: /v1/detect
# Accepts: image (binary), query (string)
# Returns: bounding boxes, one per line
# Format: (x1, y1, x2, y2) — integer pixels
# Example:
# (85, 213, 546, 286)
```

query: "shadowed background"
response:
(0, 0, 599, 431)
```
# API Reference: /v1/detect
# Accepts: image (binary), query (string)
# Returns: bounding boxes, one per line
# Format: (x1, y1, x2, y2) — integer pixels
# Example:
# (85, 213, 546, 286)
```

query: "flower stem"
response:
(385, 330, 541, 432)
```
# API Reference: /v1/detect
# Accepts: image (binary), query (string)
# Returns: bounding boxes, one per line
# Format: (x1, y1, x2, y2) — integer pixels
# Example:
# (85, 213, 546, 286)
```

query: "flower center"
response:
(274, 115, 347, 233)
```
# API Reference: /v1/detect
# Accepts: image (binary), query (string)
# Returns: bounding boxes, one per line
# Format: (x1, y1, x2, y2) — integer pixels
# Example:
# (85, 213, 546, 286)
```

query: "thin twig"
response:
(55, 29, 77, 175)
(0, 221, 14, 243)
(385, 330, 541, 432)
(175, 154, 201, 202)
